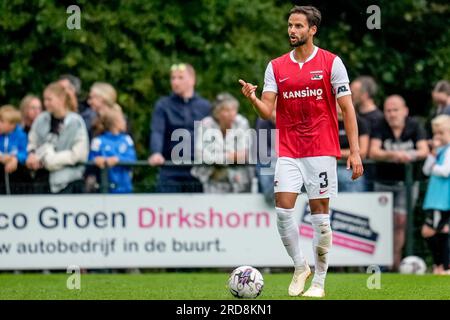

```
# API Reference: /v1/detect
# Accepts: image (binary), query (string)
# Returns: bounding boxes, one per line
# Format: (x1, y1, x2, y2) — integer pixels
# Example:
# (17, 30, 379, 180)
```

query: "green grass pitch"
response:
(0, 273, 449, 300)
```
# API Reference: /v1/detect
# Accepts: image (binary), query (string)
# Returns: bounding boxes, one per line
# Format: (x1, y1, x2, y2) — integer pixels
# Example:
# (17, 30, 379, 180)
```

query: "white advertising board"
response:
(0, 193, 392, 269)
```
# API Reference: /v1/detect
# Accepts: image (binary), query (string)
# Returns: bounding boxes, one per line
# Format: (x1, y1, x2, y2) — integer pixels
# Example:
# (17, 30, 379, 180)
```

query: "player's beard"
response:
(289, 35, 307, 47)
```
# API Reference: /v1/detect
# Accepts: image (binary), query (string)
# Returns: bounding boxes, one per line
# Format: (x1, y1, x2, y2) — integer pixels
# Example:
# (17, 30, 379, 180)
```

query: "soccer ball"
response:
(399, 256, 427, 275)
(228, 266, 264, 298)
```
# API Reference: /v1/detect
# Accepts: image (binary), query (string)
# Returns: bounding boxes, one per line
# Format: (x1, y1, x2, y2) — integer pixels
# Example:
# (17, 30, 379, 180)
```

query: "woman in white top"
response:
(26, 82, 89, 193)
(192, 93, 252, 193)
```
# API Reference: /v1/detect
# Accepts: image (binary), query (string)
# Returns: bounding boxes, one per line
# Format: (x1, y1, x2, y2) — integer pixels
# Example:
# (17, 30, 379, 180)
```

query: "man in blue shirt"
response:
(148, 63, 211, 192)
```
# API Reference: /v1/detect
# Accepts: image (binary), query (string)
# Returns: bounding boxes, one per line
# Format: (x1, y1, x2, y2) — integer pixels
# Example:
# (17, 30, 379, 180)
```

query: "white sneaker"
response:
(303, 284, 325, 298)
(288, 264, 311, 296)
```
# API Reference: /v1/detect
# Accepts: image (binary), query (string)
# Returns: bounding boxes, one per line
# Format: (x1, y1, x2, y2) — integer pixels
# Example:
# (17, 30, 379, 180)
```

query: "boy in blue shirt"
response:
(422, 114, 450, 275)
(0, 105, 27, 171)
(89, 109, 137, 193)
(0, 105, 28, 193)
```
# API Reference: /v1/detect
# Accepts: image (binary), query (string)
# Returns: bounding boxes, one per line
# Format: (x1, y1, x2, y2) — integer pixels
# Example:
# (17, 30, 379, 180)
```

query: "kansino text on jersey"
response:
(282, 87, 323, 99)
(138, 207, 271, 229)
(0, 207, 271, 230)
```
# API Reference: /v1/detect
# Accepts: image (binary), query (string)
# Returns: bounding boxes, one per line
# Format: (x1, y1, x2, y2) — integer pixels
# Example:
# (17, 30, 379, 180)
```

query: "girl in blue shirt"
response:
(89, 109, 137, 193)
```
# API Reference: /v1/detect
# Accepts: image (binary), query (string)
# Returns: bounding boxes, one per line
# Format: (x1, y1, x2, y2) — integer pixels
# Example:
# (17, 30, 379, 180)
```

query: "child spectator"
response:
(422, 114, 450, 275)
(89, 109, 137, 193)
(0, 105, 28, 193)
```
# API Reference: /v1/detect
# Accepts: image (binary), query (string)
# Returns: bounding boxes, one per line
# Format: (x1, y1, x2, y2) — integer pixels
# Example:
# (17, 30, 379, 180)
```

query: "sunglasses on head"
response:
(170, 63, 187, 72)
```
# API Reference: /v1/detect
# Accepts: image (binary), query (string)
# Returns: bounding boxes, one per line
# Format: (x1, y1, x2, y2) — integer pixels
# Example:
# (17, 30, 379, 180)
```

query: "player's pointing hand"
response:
(239, 79, 258, 102)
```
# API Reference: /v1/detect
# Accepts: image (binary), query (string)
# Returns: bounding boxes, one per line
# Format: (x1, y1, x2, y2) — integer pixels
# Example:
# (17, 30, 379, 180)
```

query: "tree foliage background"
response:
(0, 0, 449, 159)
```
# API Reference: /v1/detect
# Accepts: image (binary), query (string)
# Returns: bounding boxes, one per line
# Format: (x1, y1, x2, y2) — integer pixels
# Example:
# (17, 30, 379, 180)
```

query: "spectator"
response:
(26, 82, 89, 194)
(19, 95, 47, 193)
(19, 95, 42, 134)
(350, 76, 384, 134)
(369, 94, 429, 271)
(337, 105, 370, 192)
(89, 109, 137, 193)
(421, 115, 450, 275)
(431, 80, 450, 116)
(0, 105, 27, 194)
(85, 82, 129, 191)
(192, 93, 251, 193)
(426, 80, 450, 139)
(255, 109, 277, 204)
(148, 63, 211, 193)
(59, 74, 96, 136)
(87, 82, 125, 138)
(57, 75, 78, 112)
(351, 76, 383, 190)
(59, 74, 81, 97)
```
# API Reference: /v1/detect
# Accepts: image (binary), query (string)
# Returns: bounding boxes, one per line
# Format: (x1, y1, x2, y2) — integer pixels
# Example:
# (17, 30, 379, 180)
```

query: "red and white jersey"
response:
(263, 46, 351, 158)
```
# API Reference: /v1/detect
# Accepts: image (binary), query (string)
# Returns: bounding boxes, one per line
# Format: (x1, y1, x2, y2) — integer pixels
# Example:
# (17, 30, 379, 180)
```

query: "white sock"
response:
(310, 213, 332, 288)
(275, 207, 306, 270)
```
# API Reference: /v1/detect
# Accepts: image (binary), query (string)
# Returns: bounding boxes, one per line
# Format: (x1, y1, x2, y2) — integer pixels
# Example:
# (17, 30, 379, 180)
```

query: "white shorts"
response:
(274, 156, 338, 199)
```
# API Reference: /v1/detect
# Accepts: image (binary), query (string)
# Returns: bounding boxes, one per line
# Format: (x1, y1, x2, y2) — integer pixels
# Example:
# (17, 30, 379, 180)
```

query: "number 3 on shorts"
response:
(319, 172, 328, 188)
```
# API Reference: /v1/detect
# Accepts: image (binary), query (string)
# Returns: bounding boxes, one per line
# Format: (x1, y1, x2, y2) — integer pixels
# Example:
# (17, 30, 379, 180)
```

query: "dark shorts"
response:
(424, 210, 450, 232)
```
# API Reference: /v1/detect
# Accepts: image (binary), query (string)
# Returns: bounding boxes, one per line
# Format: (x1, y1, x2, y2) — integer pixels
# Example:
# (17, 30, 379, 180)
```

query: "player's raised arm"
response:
(338, 94, 364, 180)
(238, 79, 276, 120)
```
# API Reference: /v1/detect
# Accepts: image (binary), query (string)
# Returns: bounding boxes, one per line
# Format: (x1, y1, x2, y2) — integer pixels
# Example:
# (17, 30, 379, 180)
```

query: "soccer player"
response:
(239, 5, 363, 298)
